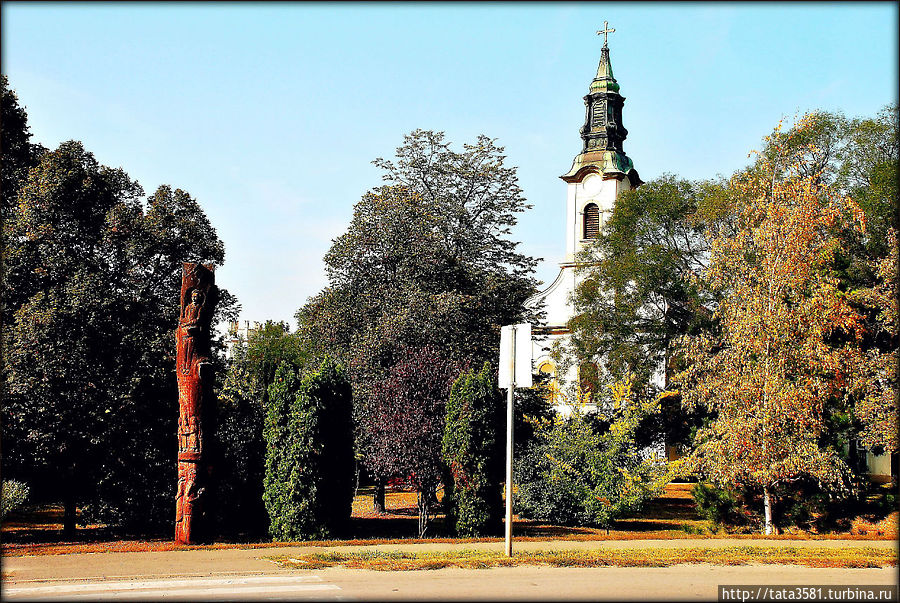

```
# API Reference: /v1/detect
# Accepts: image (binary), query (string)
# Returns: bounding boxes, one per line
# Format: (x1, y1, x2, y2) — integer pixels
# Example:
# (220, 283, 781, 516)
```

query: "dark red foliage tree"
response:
(362, 346, 461, 537)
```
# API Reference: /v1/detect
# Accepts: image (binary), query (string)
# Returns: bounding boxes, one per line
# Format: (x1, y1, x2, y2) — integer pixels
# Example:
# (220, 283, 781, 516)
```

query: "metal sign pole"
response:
(505, 325, 516, 557)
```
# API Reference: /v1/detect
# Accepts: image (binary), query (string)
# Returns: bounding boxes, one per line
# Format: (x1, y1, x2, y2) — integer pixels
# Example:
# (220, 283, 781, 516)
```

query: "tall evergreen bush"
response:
(442, 362, 504, 536)
(263, 358, 353, 540)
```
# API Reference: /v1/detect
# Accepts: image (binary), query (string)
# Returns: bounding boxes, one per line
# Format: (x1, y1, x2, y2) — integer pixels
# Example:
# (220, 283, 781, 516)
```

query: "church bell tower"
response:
(525, 23, 642, 408)
(560, 22, 641, 262)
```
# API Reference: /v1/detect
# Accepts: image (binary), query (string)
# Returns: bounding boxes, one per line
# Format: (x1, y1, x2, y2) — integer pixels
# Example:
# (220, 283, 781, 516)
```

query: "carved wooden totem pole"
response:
(175, 262, 217, 545)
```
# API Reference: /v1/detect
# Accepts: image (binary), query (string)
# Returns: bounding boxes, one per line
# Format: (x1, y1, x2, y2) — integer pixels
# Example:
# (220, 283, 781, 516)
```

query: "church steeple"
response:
(562, 24, 641, 186)
(590, 44, 619, 94)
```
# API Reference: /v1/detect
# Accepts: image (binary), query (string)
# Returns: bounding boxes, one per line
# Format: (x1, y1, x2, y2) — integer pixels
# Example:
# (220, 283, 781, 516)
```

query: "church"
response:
(525, 25, 645, 409)
(524, 27, 896, 482)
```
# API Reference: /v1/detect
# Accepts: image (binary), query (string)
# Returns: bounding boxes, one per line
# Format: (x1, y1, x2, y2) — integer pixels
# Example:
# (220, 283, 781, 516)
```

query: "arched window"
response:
(583, 203, 600, 239)
(537, 361, 559, 405)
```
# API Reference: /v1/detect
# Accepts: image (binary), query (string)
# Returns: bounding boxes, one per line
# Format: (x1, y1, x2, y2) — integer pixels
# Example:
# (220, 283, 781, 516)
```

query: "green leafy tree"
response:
(442, 362, 504, 537)
(561, 175, 732, 450)
(298, 132, 538, 510)
(514, 376, 667, 529)
(215, 321, 307, 539)
(567, 176, 728, 393)
(214, 344, 267, 539)
(0, 75, 45, 222)
(263, 358, 354, 541)
(849, 228, 898, 453)
(2, 140, 236, 535)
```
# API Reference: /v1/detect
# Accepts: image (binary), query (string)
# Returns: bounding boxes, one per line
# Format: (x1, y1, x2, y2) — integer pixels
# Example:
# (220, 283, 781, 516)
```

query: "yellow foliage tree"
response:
(673, 115, 870, 534)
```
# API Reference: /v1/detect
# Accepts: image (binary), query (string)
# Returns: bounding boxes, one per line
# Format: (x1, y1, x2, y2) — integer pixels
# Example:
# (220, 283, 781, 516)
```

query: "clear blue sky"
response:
(3, 2, 897, 330)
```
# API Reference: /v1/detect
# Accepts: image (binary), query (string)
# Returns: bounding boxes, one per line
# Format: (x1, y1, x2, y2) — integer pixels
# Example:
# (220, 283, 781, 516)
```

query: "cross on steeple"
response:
(597, 21, 615, 47)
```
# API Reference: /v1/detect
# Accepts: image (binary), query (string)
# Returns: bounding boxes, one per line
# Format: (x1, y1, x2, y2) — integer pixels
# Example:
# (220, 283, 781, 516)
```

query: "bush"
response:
(442, 362, 504, 537)
(263, 357, 354, 541)
(1, 480, 29, 520)
(514, 376, 666, 529)
(691, 483, 755, 528)
(691, 478, 900, 533)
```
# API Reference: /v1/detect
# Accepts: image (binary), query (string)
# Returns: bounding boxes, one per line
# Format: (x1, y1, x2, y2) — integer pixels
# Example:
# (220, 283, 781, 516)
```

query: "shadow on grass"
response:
(2, 486, 703, 546)
(637, 497, 703, 521)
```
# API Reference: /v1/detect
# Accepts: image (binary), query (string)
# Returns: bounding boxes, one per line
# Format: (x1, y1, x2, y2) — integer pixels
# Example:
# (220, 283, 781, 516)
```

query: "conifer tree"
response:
(442, 362, 504, 536)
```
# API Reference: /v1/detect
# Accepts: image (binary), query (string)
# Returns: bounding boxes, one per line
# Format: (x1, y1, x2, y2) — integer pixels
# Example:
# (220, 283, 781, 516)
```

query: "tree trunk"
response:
(417, 490, 430, 538)
(763, 485, 774, 535)
(373, 479, 385, 514)
(63, 472, 77, 539)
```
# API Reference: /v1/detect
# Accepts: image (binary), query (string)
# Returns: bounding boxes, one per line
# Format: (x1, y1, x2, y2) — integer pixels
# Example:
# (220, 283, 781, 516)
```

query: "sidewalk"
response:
(4, 537, 897, 584)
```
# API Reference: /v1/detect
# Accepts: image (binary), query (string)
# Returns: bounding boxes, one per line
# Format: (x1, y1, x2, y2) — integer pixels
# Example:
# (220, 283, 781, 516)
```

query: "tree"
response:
(302, 132, 540, 367)
(514, 376, 667, 529)
(2, 140, 236, 535)
(560, 175, 732, 449)
(372, 129, 539, 290)
(263, 358, 354, 541)
(672, 115, 869, 534)
(297, 130, 539, 511)
(0, 75, 45, 222)
(1, 480, 30, 520)
(442, 362, 504, 536)
(243, 321, 308, 393)
(361, 346, 460, 537)
(849, 228, 898, 453)
(567, 176, 727, 395)
(214, 320, 309, 539)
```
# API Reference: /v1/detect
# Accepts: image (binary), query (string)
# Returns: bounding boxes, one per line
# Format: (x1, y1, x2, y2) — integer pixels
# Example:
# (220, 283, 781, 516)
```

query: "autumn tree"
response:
(672, 115, 870, 534)
(2, 137, 237, 534)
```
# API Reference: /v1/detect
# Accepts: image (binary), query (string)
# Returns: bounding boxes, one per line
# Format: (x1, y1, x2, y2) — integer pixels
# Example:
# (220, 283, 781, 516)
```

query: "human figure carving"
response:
(178, 289, 205, 376)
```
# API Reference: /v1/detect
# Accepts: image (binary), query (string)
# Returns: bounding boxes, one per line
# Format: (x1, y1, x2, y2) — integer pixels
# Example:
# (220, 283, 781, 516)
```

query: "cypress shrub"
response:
(263, 357, 353, 540)
(441, 362, 504, 536)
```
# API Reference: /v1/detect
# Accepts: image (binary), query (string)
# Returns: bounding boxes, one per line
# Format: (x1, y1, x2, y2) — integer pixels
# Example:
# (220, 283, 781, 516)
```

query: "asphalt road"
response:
(3, 539, 898, 601)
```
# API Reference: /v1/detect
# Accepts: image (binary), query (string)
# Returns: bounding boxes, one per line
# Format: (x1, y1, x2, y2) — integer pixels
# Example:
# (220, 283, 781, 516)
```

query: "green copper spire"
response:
(590, 45, 620, 94)
(561, 23, 641, 187)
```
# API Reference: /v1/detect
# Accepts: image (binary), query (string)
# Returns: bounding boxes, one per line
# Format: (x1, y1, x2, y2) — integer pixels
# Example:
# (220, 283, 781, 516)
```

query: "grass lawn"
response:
(2, 483, 896, 557)
(264, 546, 897, 571)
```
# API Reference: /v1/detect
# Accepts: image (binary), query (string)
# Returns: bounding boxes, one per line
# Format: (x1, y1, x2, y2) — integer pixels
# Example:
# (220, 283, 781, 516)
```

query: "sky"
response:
(2, 2, 897, 332)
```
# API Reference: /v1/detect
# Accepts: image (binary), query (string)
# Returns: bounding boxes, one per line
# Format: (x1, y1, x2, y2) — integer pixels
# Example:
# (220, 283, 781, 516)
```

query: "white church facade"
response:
(525, 30, 642, 409)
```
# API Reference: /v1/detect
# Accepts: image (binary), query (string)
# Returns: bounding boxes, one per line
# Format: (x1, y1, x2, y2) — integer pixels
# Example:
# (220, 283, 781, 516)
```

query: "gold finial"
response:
(597, 21, 615, 47)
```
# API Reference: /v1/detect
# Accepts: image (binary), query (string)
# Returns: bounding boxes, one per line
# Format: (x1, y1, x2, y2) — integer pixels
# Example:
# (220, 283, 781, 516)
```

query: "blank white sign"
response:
(498, 323, 532, 389)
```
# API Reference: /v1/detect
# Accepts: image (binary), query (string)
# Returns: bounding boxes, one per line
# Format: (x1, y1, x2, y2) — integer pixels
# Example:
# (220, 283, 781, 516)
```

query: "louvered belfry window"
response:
(583, 203, 600, 239)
